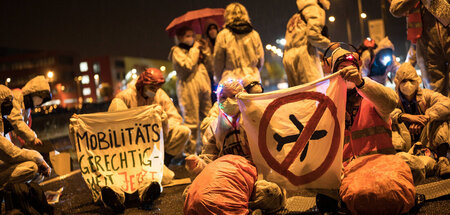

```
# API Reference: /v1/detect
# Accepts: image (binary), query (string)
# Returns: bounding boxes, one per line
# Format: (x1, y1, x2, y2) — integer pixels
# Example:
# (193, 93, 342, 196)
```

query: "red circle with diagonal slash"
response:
(258, 91, 340, 186)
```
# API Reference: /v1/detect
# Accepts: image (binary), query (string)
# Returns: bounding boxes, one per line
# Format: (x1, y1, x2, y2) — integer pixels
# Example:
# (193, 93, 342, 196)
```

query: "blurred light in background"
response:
(328, 16, 335, 22)
(360, 13, 367, 19)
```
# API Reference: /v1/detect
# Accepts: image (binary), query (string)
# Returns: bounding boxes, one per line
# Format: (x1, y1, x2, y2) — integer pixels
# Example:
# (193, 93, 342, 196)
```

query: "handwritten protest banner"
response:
(69, 105, 166, 201)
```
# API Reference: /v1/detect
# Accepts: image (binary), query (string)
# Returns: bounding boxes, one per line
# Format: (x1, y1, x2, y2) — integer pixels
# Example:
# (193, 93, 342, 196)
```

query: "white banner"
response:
(237, 73, 346, 191)
(69, 105, 165, 201)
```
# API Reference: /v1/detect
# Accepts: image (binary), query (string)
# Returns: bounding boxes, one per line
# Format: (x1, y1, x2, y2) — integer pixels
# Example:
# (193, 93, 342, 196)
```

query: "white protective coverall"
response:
(185, 80, 286, 213)
(213, 3, 264, 84)
(283, 0, 331, 86)
(8, 76, 50, 146)
(108, 86, 190, 158)
(361, 37, 400, 85)
(390, 63, 450, 151)
(169, 44, 212, 155)
(390, 0, 450, 96)
(0, 85, 48, 189)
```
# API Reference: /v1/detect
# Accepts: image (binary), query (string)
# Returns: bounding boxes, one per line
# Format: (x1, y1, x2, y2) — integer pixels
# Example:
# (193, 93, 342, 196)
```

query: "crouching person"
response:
(391, 62, 450, 178)
(184, 79, 285, 214)
(105, 68, 191, 211)
(0, 85, 52, 213)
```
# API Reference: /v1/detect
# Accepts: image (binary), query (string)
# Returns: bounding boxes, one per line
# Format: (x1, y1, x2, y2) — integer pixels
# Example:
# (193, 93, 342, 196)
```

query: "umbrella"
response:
(165, 8, 225, 37)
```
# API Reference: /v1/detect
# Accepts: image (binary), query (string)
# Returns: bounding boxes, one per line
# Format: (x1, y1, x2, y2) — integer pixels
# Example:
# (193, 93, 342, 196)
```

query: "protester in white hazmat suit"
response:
(390, 62, 450, 178)
(390, 0, 450, 97)
(283, 0, 331, 86)
(109, 68, 190, 165)
(0, 84, 51, 190)
(185, 79, 285, 213)
(200, 74, 264, 134)
(168, 26, 212, 155)
(7, 76, 51, 147)
(360, 37, 400, 85)
(213, 2, 264, 84)
(105, 68, 189, 211)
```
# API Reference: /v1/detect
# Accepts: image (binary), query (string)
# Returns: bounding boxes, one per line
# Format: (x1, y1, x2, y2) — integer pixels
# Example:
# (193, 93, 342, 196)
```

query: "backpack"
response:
(3, 182, 54, 215)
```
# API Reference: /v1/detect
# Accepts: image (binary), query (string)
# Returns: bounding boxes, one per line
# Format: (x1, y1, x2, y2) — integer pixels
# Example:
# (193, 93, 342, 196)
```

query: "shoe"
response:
(101, 187, 125, 212)
(141, 181, 161, 205)
(436, 157, 450, 179)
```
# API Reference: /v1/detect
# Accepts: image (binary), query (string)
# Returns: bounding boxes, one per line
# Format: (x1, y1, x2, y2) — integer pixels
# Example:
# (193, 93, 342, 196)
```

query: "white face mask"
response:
(183, 37, 194, 46)
(32, 96, 43, 107)
(400, 81, 417, 96)
(220, 98, 240, 117)
(144, 90, 156, 98)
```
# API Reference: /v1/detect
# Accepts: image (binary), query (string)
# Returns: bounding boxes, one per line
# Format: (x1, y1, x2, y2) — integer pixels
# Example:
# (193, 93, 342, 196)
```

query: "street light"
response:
(329, 16, 335, 22)
(6, 78, 11, 83)
(160, 66, 166, 72)
(47, 71, 54, 79)
(360, 13, 367, 19)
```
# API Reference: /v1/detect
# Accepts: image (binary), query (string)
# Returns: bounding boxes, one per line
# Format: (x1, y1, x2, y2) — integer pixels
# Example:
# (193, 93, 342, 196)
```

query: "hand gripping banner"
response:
(237, 73, 346, 191)
(69, 105, 166, 201)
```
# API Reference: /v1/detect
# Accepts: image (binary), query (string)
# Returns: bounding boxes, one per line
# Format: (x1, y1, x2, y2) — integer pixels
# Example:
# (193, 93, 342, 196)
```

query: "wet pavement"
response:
(4, 164, 448, 215)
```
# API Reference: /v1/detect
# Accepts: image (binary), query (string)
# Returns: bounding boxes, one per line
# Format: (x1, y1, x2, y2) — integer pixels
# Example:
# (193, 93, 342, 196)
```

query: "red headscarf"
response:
(135, 68, 165, 95)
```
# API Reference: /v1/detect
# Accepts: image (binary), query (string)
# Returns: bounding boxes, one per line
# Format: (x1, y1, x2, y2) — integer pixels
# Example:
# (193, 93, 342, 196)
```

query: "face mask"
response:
(1, 99, 13, 116)
(32, 96, 43, 107)
(183, 37, 194, 46)
(144, 90, 156, 98)
(400, 81, 417, 96)
(220, 98, 240, 117)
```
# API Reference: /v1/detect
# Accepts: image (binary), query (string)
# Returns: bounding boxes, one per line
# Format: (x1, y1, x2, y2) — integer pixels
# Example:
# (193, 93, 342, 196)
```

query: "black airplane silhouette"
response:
(274, 114, 327, 162)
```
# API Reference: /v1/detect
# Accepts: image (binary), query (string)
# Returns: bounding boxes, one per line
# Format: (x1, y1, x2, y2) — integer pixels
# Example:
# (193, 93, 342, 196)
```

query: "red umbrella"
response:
(165, 8, 225, 37)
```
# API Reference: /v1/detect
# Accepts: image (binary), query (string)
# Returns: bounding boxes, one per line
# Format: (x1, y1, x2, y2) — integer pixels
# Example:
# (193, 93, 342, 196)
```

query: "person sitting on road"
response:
(0, 84, 51, 191)
(105, 68, 191, 212)
(185, 79, 285, 214)
(390, 62, 450, 178)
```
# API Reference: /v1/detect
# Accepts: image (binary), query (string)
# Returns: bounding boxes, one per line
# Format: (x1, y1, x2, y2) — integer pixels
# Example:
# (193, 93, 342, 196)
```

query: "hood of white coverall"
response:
(224, 3, 251, 26)
(394, 62, 422, 93)
(373, 37, 395, 56)
(22, 75, 50, 96)
(330, 47, 353, 72)
(297, 0, 330, 10)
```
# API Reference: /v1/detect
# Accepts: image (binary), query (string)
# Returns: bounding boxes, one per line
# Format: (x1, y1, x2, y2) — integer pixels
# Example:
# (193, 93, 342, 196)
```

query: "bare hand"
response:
(402, 114, 429, 126)
(33, 138, 43, 145)
(185, 155, 200, 171)
(39, 161, 52, 177)
(193, 41, 202, 49)
(339, 66, 363, 86)
(408, 123, 423, 136)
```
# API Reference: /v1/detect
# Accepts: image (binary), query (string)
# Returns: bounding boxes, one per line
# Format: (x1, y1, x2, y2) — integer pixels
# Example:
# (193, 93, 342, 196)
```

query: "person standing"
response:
(283, 0, 331, 86)
(213, 2, 264, 84)
(169, 26, 212, 155)
(390, 0, 450, 97)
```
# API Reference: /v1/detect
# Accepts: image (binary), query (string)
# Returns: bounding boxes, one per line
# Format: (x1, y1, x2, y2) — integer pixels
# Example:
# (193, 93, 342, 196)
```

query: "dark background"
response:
(0, 0, 408, 60)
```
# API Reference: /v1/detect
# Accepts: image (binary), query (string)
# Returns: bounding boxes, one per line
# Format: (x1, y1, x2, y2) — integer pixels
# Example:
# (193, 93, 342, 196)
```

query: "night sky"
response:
(0, 0, 408, 60)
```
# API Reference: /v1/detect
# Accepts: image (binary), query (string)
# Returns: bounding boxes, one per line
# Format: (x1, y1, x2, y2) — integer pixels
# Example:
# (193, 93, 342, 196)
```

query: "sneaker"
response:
(436, 157, 450, 179)
(101, 187, 125, 212)
(141, 181, 161, 205)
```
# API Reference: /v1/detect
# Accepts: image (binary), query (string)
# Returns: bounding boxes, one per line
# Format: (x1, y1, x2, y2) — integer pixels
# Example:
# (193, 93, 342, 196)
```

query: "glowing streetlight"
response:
(265, 44, 272, 50)
(360, 13, 367, 19)
(160, 66, 166, 72)
(47, 71, 54, 79)
(328, 16, 335, 22)
(6, 78, 11, 83)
